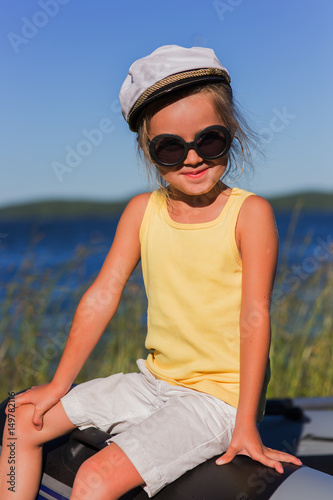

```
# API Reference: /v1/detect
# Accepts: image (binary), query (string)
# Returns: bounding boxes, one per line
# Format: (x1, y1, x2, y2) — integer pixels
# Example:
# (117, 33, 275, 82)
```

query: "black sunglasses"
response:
(148, 125, 231, 168)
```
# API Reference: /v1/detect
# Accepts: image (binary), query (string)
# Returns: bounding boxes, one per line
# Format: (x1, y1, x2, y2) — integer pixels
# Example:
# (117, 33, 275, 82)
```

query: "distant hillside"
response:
(0, 191, 332, 218)
(0, 199, 128, 218)
(268, 191, 333, 211)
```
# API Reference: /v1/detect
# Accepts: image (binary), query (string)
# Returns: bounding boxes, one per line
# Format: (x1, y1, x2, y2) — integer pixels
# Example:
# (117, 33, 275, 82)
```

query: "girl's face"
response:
(148, 93, 229, 199)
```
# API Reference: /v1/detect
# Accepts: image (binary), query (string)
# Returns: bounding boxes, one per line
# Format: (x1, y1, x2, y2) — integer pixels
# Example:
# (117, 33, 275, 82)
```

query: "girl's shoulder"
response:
(110, 193, 152, 250)
(238, 194, 275, 222)
(230, 190, 276, 230)
(236, 194, 278, 251)
(127, 192, 152, 210)
(122, 191, 151, 218)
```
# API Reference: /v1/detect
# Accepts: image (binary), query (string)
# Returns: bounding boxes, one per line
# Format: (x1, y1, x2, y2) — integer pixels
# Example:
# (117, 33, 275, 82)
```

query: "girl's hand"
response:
(215, 423, 302, 473)
(10, 383, 67, 431)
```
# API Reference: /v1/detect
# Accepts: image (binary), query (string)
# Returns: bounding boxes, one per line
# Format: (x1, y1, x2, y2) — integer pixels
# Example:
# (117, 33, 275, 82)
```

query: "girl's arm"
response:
(14, 193, 150, 430)
(216, 195, 302, 472)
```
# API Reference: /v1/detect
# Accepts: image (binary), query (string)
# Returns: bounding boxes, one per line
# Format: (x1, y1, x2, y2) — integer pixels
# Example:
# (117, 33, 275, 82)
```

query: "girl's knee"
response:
(12, 404, 45, 446)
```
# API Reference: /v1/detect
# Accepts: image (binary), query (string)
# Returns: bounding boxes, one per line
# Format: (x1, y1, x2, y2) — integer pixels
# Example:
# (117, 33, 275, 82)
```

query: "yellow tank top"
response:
(139, 188, 269, 420)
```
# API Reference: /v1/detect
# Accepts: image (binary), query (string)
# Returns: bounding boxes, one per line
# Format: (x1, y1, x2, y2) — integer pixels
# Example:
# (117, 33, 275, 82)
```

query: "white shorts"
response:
(61, 359, 237, 497)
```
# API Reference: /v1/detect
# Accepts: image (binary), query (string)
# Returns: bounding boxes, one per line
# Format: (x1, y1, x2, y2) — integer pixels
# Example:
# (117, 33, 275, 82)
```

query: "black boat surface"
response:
(1, 395, 333, 499)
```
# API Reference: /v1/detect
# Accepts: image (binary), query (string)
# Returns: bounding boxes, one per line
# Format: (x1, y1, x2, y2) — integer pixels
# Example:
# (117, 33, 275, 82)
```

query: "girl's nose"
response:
(184, 146, 202, 166)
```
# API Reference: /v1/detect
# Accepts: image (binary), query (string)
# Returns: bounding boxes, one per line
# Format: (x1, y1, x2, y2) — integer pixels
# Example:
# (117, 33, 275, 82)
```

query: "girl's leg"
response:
(70, 443, 144, 500)
(0, 401, 76, 500)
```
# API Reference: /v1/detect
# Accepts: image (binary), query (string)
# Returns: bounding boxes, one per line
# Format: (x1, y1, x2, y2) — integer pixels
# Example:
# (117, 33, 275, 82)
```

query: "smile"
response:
(182, 167, 209, 179)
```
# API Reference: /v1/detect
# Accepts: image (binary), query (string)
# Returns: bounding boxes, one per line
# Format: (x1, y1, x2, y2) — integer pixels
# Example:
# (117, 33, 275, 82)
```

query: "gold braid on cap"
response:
(128, 68, 230, 124)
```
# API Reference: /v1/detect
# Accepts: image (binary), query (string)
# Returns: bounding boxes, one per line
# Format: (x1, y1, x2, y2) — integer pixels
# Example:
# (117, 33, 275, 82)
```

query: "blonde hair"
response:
(136, 82, 257, 192)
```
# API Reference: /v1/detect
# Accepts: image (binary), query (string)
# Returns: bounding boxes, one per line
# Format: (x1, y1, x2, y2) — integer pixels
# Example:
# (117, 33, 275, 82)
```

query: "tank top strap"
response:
(222, 188, 256, 267)
(225, 188, 256, 225)
(139, 190, 163, 242)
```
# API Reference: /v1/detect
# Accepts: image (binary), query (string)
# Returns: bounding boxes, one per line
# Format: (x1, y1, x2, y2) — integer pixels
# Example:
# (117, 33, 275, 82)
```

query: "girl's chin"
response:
(169, 181, 224, 199)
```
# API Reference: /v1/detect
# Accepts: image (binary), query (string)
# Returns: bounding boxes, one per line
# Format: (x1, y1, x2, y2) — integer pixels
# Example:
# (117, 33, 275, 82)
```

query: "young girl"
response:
(0, 45, 302, 500)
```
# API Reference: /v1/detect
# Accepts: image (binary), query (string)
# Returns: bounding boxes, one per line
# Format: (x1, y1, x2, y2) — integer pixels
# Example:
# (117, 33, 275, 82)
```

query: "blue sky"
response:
(1, 0, 332, 207)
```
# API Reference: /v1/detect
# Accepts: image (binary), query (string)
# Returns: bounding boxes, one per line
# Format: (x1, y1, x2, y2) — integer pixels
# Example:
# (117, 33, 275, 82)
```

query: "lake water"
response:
(0, 209, 332, 367)
(1, 210, 332, 293)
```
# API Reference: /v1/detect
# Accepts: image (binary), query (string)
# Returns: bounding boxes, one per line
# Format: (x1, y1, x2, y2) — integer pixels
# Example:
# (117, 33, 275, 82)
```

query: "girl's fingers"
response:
(13, 395, 30, 408)
(14, 389, 31, 403)
(216, 450, 284, 473)
(32, 411, 44, 431)
(216, 448, 236, 465)
(5, 394, 24, 413)
(260, 456, 284, 474)
(216, 446, 302, 473)
(251, 449, 302, 473)
(264, 448, 302, 466)
(13, 395, 24, 406)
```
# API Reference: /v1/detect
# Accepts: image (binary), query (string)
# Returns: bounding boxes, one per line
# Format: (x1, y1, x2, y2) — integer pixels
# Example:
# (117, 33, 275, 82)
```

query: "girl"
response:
(0, 45, 302, 500)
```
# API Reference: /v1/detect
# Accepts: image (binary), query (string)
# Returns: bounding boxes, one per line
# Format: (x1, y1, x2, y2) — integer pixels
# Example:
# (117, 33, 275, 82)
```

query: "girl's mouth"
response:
(182, 167, 208, 179)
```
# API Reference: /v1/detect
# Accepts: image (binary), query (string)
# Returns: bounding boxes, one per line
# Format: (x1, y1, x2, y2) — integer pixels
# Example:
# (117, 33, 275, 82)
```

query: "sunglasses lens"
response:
(150, 126, 230, 166)
(154, 137, 185, 165)
(197, 129, 227, 158)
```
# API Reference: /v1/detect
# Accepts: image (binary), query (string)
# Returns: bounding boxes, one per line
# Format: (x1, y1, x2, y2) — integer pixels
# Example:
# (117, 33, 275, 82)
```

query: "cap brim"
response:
(128, 73, 229, 132)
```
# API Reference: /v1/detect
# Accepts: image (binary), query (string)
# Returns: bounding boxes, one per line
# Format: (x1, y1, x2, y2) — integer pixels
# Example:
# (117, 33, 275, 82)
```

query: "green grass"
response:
(1, 223, 332, 403)
(0, 245, 148, 402)
(268, 250, 333, 398)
